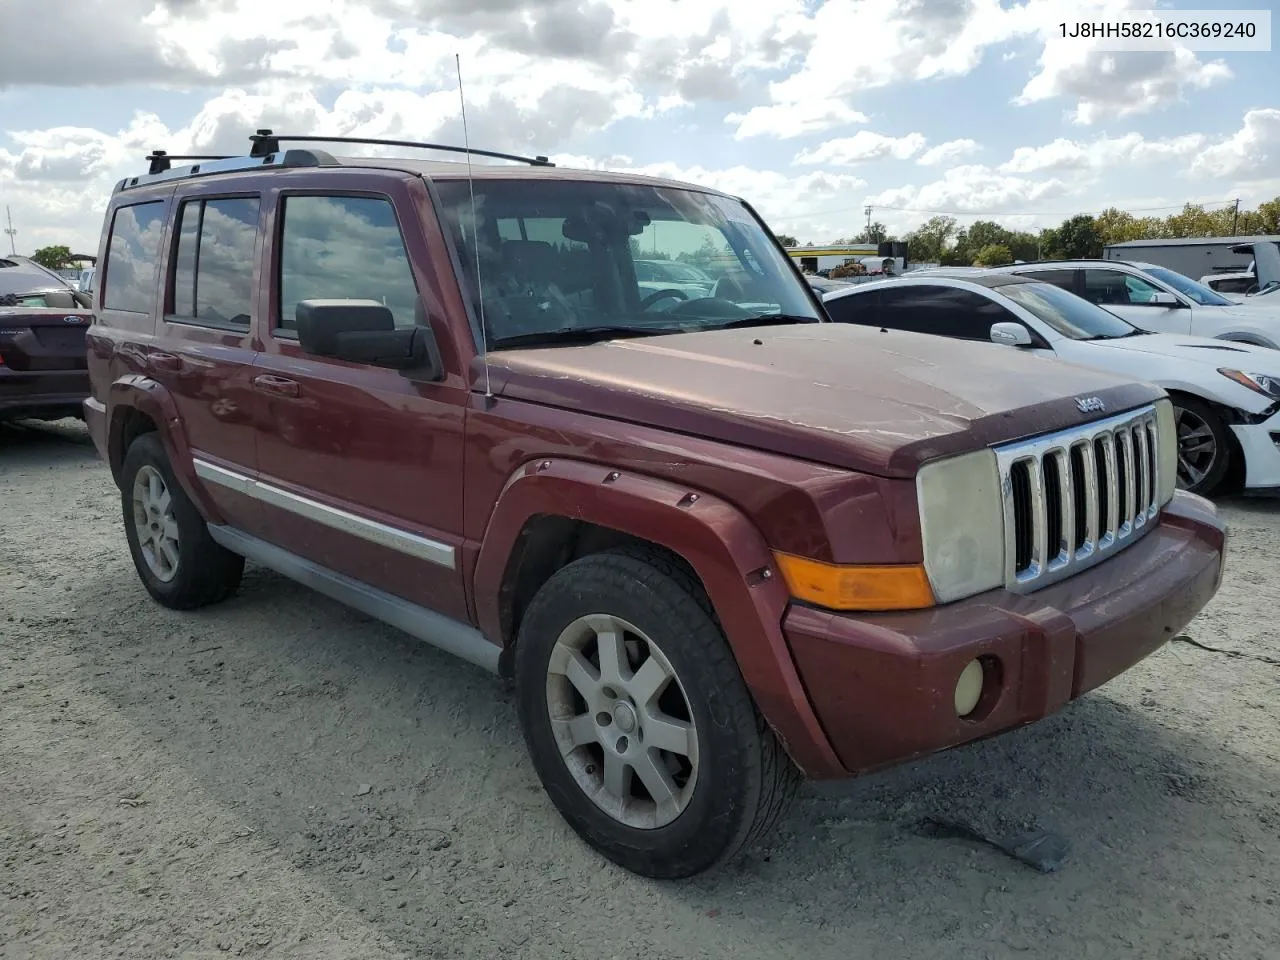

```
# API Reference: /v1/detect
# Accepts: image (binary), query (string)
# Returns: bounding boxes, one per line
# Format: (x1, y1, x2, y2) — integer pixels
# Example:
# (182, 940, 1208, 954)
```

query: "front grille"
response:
(994, 404, 1162, 592)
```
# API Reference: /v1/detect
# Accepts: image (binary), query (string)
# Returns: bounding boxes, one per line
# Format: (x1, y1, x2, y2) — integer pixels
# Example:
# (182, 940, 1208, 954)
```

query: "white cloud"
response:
(727, 99, 868, 140)
(0, 0, 1274, 255)
(794, 132, 927, 166)
(1000, 132, 1207, 175)
(1190, 109, 1280, 182)
(550, 155, 869, 244)
(1013, 4, 1233, 125)
(866, 164, 1071, 232)
(917, 139, 981, 166)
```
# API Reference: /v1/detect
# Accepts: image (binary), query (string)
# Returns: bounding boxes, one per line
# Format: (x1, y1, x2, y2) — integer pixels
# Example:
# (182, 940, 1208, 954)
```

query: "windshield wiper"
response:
(1082, 328, 1146, 340)
(489, 324, 679, 349)
(710, 313, 822, 331)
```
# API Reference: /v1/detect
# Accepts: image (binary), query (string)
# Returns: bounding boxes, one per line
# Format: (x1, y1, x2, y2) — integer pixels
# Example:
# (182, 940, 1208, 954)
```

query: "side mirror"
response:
(1147, 291, 1180, 307)
(295, 298, 444, 381)
(990, 321, 1032, 347)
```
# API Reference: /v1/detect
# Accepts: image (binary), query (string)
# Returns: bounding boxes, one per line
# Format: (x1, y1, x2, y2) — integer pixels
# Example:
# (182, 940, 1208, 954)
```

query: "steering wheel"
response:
(640, 288, 689, 310)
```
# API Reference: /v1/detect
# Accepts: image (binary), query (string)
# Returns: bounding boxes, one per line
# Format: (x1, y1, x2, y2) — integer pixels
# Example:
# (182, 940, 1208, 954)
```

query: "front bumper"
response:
(1231, 406, 1280, 488)
(784, 490, 1226, 777)
(0, 367, 89, 420)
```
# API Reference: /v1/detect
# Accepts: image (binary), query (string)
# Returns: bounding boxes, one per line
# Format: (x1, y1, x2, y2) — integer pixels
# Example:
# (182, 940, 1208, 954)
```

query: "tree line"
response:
(775, 195, 1280, 267)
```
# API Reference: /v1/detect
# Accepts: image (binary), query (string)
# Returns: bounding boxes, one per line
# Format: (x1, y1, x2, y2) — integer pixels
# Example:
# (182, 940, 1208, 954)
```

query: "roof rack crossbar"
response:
(145, 150, 234, 175)
(247, 130, 555, 167)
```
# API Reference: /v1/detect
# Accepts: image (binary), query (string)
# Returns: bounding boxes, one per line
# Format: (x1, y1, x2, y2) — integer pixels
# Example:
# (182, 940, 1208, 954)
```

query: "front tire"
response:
(514, 546, 800, 878)
(1172, 396, 1232, 497)
(120, 432, 244, 609)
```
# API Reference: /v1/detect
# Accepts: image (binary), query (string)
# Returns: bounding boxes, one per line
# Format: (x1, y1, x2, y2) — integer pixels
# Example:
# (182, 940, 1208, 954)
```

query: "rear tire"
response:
(1171, 395, 1232, 497)
(514, 546, 800, 878)
(120, 432, 244, 609)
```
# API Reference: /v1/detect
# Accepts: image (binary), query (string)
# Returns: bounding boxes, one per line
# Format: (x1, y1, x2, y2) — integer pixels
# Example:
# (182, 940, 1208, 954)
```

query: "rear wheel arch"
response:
(103, 377, 220, 520)
(108, 406, 159, 485)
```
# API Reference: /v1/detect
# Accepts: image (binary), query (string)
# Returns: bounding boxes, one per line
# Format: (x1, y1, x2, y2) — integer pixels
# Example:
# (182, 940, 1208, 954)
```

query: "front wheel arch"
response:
(1163, 390, 1240, 496)
(471, 458, 847, 779)
(1215, 332, 1278, 349)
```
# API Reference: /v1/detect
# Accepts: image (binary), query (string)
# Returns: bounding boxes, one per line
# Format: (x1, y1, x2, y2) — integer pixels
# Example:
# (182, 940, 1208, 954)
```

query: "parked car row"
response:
(823, 271, 1280, 497)
(13, 132, 1231, 882)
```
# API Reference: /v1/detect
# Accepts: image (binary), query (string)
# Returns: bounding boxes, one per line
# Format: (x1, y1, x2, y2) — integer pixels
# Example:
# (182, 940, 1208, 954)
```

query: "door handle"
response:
(149, 352, 182, 372)
(252, 374, 300, 397)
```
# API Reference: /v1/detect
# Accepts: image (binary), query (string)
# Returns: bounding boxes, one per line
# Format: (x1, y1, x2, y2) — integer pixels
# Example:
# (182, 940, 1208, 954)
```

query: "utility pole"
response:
(3, 206, 15, 255)
(1232, 198, 1240, 235)
(864, 204, 872, 239)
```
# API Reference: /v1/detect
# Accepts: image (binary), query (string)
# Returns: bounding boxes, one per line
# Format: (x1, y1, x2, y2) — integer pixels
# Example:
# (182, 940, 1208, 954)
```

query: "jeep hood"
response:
(482, 324, 1164, 477)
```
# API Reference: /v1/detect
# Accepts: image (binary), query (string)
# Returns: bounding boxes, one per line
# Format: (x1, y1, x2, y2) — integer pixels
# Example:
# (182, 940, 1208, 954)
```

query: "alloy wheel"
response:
(131, 464, 181, 582)
(1175, 405, 1218, 489)
(544, 613, 699, 829)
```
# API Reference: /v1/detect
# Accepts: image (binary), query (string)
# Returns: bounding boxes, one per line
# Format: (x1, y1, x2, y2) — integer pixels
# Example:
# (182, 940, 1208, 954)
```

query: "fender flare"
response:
(106, 375, 225, 523)
(472, 457, 845, 778)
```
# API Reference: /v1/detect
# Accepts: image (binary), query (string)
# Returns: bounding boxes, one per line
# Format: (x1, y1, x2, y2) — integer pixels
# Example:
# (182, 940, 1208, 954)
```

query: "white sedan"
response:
(822, 271, 1280, 497)
(983, 257, 1280, 347)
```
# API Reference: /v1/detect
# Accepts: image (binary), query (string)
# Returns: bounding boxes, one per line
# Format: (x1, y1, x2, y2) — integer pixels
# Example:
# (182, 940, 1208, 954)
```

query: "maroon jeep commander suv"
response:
(84, 131, 1226, 878)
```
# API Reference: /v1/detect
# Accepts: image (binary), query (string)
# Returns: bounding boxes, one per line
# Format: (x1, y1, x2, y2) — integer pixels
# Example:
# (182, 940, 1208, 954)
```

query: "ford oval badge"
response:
(62, 315, 83, 323)
(1075, 395, 1105, 413)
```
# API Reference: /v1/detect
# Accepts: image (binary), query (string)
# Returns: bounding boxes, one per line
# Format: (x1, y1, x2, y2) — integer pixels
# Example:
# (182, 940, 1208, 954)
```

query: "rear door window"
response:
(170, 197, 260, 329)
(874, 285, 1013, 340)
(1083, 269, 1163, 306)
(102, 201, 166, 313)
(822, 290, 880, 325)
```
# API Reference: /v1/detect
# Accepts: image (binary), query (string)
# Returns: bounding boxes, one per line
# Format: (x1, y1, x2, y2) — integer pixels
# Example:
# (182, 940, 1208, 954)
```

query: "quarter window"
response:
(102, 201, 166, 313)
(277, 195, 420, 331)
(171, 197, 260, 328)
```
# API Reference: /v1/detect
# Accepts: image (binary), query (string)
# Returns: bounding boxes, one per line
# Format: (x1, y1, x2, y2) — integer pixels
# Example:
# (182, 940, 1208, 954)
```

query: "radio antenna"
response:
(456, 53, 492, 400)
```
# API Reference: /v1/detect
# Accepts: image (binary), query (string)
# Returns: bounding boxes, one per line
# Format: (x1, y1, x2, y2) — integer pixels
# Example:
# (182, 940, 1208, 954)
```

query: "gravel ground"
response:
(2, 418, 1278, 960)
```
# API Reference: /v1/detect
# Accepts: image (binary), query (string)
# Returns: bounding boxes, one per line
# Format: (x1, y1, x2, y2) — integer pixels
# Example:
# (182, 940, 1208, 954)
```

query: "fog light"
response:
(954, 659, 984, 717)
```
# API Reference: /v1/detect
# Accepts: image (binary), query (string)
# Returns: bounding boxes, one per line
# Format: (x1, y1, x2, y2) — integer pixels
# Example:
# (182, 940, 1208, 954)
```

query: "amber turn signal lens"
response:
(772, 553, 936, 611)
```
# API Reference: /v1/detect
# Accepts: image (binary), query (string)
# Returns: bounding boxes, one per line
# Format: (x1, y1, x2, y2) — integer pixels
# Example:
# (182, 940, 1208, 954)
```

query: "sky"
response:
(0, 0, 1277, 256)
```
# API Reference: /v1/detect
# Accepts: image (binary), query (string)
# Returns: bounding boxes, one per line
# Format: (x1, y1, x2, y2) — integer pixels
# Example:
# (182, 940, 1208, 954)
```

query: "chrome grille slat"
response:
(1101, 435, 1119, 546)
(1078, 440, 1099, 556)
(1134, 425, 1150, 528)
(1119, 427, 1136, 535)
(1049, 447, 1073, 572)
(995, 405, 1163, 594)
(1028, 457, 1047, 581)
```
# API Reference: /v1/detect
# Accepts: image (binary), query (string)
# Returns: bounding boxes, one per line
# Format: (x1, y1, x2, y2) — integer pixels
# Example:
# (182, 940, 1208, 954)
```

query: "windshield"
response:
(433, 178, 820, 348)
(635, 260, 712, 285)
(1142, 265, 1234, 306)
(1000, 281, 1139, 340)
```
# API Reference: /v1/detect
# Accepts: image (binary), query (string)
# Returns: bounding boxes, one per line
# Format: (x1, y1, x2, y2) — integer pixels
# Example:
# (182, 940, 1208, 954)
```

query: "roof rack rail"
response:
(247, 129, 555, 167)
(146, 150, 233, 175)
(118, 147, 341, 193)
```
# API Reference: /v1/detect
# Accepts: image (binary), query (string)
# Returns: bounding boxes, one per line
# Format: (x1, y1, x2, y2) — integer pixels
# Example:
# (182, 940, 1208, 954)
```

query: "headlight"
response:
(1218, 368, 1280, 400)
(1154, 397, 1177, 507)
(915, 448, 1005, 603)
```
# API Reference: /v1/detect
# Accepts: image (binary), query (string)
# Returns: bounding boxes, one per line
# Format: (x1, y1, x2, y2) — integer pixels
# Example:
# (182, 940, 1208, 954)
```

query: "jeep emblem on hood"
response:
(1075, 395, 1105, 413)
